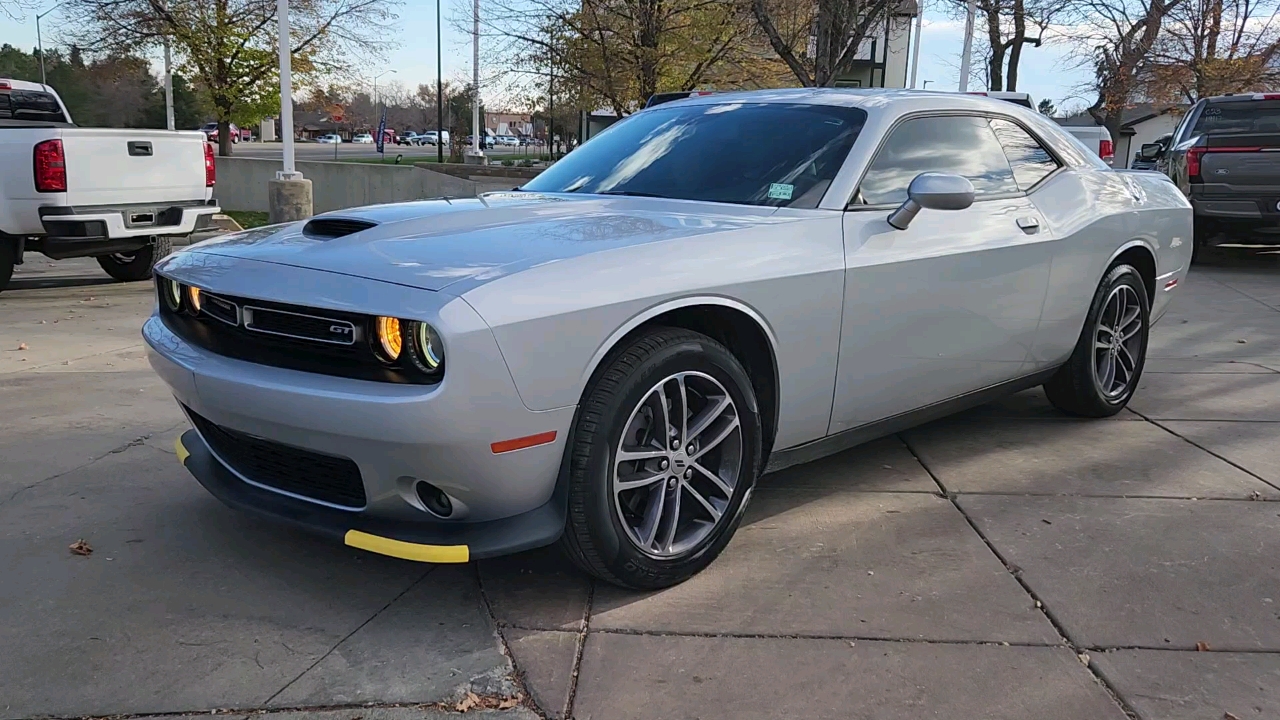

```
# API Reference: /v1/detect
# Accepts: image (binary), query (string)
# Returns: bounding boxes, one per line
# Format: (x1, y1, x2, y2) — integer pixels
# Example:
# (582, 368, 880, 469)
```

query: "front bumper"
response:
(175, 429, 564, 561)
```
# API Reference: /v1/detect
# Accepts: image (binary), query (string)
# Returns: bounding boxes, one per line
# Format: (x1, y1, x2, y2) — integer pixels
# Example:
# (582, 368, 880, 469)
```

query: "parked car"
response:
(353, 133, 374, 144)
(466, 134, 495, 149)
(0, 78, 220, 292)
(498, 135, 519, 146)
(199, 121, 240, 144)
(397, 132, 420, 146)
(969, 92, 1115, 165)
(148, 89, 1190, 589)
(1144, 92, 1280, 260)
(316, 134, 342, 144)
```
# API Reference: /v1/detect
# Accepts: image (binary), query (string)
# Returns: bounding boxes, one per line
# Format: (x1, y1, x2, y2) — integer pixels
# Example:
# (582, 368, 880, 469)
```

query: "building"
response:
(1059, 104, 1188, 169)
(485, 112, 534, 137)
(833, 0, 920, 89)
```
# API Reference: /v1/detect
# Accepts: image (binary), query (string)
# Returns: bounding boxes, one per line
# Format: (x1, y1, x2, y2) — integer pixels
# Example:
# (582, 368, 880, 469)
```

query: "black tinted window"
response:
(0, 89, 67, 122)
(857, 115, 1017, 205)
(523, 102, 867, 208)
(1193, 100, 1280, 134)
(990, 118, 1059, 190)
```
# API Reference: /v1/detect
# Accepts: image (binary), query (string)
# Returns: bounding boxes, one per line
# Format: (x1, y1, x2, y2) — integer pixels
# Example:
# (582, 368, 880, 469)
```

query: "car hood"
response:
(187, 193, 780, 294)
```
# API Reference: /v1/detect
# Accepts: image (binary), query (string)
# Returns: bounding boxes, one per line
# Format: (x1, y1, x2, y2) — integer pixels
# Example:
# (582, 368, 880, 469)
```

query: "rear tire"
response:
(0, 237, 17, 294)
(558, 327, 762, 589)
(96, 237, 173, 282)
(1044, 264, 1150, 417)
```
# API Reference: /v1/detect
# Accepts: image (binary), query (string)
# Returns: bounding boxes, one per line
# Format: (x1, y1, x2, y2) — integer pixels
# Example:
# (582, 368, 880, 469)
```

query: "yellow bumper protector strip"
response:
(343, 529, 469, 563)
(174, 436, 190, 465)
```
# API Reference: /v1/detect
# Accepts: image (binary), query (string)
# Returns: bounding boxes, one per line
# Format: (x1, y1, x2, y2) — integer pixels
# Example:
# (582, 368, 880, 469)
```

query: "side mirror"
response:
(887, 173, 976, 230)
(1139, 143, 1163, 161)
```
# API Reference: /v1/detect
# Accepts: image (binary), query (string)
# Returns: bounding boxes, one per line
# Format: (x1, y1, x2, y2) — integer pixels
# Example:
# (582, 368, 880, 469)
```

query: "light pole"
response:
(908, 0, 923, 89)
(277, 0, 298, 179)
(466, 0, 484, 162)
(958, 0, 976, 91)
(372, 69, 395, 110)
(436, 0, 444, 163)
(161, 0, 174, 131)
(922, 79, 933, 89)
(35, 2, 62, 86)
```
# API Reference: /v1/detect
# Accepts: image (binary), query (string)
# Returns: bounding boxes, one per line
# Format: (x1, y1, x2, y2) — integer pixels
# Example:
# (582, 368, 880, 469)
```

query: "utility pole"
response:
(958, 0, 975, 91)
(277, 0, 298, 178)
(162, 0, 174, 131)
(548, 66, 554, 159)
(437, 0, 444, 163)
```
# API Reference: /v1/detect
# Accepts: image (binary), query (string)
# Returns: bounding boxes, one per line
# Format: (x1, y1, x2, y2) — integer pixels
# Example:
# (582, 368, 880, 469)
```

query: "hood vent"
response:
(303, 217, 377, 239)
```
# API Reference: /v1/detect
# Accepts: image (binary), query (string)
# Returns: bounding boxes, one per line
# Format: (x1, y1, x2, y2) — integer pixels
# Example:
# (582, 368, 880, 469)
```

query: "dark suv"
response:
(1144, 93, 1280, 259)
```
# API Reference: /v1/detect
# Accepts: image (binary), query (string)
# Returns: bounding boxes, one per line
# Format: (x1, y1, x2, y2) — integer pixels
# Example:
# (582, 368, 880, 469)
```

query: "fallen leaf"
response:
(497, 698, 519, 710)
(1249, 491, 1263, 501)
(1041, 518, 1052, 524)
(455, 692, 480, 712)
(17, 342, 27, 350)
(1237, 339, 1248, 344)
(1196, 641, 1211, 651)
(69, 539, 93, 556)
(1077, 652, 1090, 665)
(1224, 712, 1241, 720)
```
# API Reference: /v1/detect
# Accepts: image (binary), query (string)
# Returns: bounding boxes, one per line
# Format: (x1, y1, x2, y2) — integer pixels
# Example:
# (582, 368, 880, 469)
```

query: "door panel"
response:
(831, 198, 1053, 432)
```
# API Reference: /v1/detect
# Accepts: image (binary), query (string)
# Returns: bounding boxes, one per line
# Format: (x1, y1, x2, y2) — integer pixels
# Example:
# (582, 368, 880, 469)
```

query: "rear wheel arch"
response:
(1108, 242, 1157, 301)
(580, 299, 780, 464)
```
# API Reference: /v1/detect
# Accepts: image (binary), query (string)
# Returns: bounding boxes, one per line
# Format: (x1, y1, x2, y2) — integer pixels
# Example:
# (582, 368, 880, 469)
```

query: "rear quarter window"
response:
(0, 89, 67, 123)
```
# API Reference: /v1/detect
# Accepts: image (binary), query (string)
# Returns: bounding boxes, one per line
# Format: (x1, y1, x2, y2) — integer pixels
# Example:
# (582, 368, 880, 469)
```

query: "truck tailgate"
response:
(61, 129, 208, 206)
(1197, 133, 1280, 195)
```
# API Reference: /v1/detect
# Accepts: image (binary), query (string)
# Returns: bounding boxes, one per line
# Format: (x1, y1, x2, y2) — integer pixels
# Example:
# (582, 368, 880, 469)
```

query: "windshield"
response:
(1193, 100, 1280, 134)
(523, 102, 867, 208)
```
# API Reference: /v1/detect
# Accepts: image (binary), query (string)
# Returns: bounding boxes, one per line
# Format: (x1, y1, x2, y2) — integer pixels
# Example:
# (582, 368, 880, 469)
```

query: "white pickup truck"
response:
(0, 78, 220, 293)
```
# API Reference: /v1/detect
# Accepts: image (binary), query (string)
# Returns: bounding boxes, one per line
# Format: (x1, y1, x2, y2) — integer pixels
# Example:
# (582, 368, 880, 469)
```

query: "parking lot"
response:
(2, 246, 1278, 720)
(231, 142, 547, 162)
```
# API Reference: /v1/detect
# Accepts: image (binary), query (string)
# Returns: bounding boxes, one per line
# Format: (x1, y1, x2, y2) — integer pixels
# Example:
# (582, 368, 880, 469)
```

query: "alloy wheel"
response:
(612, 371, 743, 558)
(1092, 284, 1144, 398)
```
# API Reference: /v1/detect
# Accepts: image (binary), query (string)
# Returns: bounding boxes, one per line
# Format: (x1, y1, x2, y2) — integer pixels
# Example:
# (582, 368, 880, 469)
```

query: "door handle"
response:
(1016, 216, 1040, 234)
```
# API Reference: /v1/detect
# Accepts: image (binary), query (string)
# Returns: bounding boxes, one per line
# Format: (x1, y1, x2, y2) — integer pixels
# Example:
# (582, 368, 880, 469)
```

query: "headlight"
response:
(375, 316, 402, 361)
(159, 277, 182, 312)
(185, 286, 202, 315)
(412, 321, 444, 372)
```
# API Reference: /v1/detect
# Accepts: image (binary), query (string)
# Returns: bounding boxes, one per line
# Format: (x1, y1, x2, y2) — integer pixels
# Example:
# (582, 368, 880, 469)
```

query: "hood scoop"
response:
(303, 217, 378, 239)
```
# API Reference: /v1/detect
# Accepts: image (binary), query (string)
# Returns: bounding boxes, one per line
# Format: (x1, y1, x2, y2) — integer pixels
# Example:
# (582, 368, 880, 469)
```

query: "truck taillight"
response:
(33, 138, 66, 193)
(204, 142, 216, 187)
(1099, 139, 1114, 162)
(1187, 147, 1205, 178)
(1187, 145, 1260, 179)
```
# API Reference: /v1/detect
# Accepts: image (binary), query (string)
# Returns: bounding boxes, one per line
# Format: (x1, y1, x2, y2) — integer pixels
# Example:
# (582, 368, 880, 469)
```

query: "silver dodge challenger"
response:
(146, 89, 1192, 588)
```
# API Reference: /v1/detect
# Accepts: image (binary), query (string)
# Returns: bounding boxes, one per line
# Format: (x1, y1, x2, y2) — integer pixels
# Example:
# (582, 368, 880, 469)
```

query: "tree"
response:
(751, 0, 894, 87)
(483, 0, 774, 117)
(61, 0, 398, 155)
(1066, 0, 1186, 140)
(1143, 0, 1280, 101)
(1037, 97, 1057, 114)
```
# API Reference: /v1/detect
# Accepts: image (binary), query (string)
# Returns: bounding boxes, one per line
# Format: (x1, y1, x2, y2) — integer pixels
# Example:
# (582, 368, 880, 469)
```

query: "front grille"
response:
(156, 281, 433, 385)
(244, 305, 357, 345)
(187, 407, 367, 509)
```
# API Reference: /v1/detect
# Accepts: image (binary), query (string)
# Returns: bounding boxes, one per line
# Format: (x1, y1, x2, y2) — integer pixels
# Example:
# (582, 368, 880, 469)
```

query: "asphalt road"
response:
(3, 245, 1280, 720)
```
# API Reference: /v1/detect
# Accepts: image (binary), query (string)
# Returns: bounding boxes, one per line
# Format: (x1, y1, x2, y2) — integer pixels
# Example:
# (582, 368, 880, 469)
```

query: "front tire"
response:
(1044, 263, 1150, 417)
(96, 237, 173, 282)
(559, 327, 762, 589)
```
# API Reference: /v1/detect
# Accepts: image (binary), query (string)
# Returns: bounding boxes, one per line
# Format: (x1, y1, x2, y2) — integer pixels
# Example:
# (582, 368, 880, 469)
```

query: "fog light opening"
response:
(415, 481, 453, 518)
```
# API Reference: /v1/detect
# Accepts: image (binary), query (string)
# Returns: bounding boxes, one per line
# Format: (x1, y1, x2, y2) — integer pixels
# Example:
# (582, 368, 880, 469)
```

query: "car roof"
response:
(647, 87, 1040, 117)
(1203, 92, 1280, 103)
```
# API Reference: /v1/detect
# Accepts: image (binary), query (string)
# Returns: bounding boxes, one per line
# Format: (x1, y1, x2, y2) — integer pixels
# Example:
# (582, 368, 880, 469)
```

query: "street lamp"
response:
(35, 2, 63, 87)
(372, 69, 396, 109)
(277, 0, 299, 179)
(922, 79, 933, 90)
(437, 0, 443, 163)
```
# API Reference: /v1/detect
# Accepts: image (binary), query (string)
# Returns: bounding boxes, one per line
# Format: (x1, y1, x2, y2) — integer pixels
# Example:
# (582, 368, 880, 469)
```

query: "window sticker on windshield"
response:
(768, 183, 794, 200)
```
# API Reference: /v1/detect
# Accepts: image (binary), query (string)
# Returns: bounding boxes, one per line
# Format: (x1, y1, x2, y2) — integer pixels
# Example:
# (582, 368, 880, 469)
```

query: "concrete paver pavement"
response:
(3, 248, 1279, 720)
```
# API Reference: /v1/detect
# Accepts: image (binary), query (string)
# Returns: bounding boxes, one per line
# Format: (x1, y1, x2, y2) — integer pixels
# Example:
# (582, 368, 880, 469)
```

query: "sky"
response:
(0, 1, 1095, 112)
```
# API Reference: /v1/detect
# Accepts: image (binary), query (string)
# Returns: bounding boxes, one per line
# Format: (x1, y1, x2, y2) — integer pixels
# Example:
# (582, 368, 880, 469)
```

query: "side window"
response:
(990, 118, 1060, 191)
(856, 115, 1018, 206)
